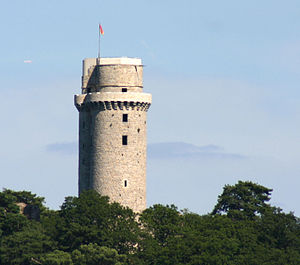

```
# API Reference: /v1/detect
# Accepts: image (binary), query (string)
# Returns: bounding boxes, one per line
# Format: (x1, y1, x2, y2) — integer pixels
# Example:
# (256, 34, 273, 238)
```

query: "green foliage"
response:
(0, 189, 45, 238)
(1, 189, 45, 206)
(0, 182, 300, 264)
(259, 207, 300, 252)
(0, 211, 29, 237)
(140, 204, 181, 244)
(71, 243, 126, 265)
(0, 223, 55, 265)
(212, 181, 273, 219)
(0, 189, 45, 214)
(0, 190, 20, 213)
(37, 245, 126, 265)
(55, 190, 140, 254)
(39, 250, 73, 265)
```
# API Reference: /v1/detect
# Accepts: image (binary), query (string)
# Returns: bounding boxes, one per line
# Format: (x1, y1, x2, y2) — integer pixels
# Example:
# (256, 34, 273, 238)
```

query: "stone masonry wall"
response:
(75, 58, 151, 213)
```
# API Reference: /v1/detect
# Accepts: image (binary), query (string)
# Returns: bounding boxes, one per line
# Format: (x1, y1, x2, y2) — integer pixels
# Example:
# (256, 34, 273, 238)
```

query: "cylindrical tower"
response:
(74, 57, 151, 213)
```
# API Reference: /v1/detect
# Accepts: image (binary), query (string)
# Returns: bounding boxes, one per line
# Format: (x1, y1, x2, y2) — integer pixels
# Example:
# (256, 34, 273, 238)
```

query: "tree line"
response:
(0, 181, 300, 264)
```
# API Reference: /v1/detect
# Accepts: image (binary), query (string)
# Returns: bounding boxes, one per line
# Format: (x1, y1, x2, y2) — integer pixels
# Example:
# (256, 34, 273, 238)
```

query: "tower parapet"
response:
(74, 57, 151, 213)
(81, 57, 143, 93)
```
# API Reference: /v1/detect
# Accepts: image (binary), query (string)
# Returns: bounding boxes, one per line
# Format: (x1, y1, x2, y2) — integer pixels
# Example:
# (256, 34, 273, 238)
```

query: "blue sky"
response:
(1, 0, 300, 214)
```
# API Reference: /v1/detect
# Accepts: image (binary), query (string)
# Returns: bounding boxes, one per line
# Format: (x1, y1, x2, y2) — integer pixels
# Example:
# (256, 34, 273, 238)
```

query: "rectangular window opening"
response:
(122, 135, 128, 145)
(123, 114, 128, 122)
(124, 180, 127, 187)
(122, 88, 127, 92)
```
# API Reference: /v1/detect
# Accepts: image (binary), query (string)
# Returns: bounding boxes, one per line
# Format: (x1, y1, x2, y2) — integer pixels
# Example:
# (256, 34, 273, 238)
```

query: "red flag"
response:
(99, 24, 104, 35)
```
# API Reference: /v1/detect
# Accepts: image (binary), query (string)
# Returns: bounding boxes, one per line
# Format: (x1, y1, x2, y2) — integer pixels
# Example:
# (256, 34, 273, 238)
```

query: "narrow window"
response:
(122, 88, 127, 92)
(124, 180, 127, 187)
(122, 135, 128, 145)
(123, 114, 128, 122)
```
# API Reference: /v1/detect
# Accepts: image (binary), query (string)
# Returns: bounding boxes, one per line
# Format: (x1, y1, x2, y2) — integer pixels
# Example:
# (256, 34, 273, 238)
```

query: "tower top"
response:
(94, 57, 142, 65)
(82, 57, 144, 92)
(82, 57, 142, 79)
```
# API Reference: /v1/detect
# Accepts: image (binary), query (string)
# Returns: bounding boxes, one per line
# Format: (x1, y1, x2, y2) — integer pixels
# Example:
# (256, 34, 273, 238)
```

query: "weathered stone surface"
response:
(16, 203, 40, 221)
(75, 57, 151, 213)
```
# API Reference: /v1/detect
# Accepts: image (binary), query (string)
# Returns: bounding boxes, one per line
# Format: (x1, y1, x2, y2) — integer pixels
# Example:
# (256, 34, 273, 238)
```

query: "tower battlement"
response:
(75, 92, 151, 110)
(75, 57, 151, 213)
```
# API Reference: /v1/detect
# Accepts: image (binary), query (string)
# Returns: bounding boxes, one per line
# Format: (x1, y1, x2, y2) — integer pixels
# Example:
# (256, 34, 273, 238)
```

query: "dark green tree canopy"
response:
(57, 190, 140, 254)
(1, 182, 300, 264)
(212, 181, 273, 219)
(0, 189, 45, 209)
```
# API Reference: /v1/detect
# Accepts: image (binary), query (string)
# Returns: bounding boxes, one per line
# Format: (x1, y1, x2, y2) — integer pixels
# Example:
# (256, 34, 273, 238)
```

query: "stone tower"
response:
(74, 57, 151, 213)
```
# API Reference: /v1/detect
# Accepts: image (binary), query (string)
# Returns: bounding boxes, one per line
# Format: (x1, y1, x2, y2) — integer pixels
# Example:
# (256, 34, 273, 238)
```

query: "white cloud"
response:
(148, 142, 245, 160)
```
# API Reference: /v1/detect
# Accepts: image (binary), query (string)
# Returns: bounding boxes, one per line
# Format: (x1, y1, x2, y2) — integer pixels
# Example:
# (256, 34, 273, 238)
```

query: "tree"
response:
(0, 189, 45, 213)
(0, 189, 46, 237)
(212, 181, 273, 219)
(71, 244, 126, 265)
(136, 204, 184, 264)
(56, 190, 140, 254)
(0, 223, 55, 265)
(258, 207, 300, 251)
(39, 250, 73, 265)
(1, 183, 300, 264)
(140, 204, 181, 245)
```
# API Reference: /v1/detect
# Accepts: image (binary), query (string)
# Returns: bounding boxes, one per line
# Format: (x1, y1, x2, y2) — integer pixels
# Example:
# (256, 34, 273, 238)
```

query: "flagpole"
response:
(97, 23, 101, 65)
